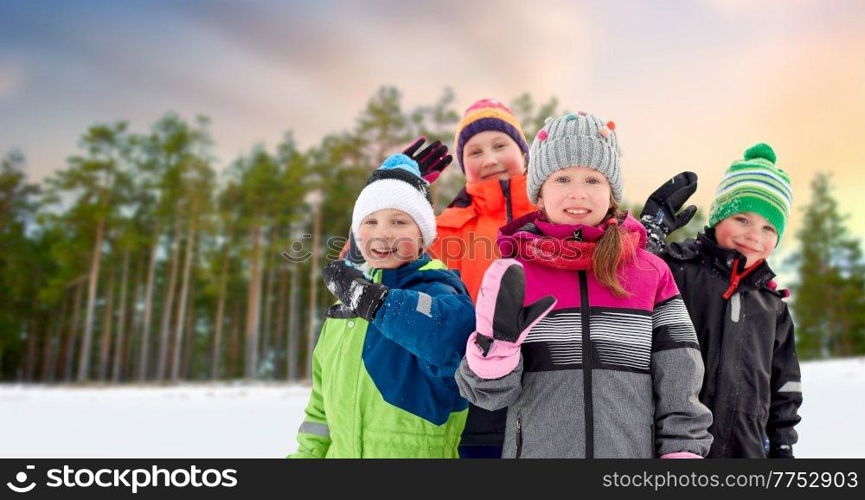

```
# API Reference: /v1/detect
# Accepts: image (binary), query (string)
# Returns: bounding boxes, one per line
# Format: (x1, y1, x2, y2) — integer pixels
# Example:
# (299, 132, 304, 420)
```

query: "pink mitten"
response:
(661, 451, 703, 459)
(465, 259, 556, 379)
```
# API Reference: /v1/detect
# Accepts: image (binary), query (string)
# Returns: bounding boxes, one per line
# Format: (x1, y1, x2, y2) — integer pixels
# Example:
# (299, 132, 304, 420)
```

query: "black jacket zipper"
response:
(500, 179, 513, 223)
(579, 270, 594, 458)
(515, 418, 523, 458)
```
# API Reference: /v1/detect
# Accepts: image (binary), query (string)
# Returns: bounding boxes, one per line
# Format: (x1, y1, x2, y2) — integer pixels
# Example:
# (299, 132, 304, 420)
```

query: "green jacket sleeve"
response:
(287, 322, 331, 459)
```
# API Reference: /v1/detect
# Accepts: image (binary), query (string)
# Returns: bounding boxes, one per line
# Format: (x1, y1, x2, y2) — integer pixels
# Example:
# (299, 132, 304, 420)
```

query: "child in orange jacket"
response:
(428, 98, 536, 303)
(426, 98, 536, 458)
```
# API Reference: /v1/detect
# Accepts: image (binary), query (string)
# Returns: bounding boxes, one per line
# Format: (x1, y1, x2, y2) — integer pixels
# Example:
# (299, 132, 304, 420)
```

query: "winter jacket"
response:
(660, 229, 802, 458)
(289, 255, 475, 458)
(427, 173, 535, 449)
(455, 211, 714, 458)
(429, 174, 536, 302)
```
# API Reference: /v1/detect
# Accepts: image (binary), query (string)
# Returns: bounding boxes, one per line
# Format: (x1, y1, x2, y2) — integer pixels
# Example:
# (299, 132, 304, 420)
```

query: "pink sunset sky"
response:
(1, 0, 863, 249)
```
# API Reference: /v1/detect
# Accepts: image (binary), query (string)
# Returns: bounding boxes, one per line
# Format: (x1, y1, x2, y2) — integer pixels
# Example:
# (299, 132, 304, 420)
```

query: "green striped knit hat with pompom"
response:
(708, 143, 793, 244)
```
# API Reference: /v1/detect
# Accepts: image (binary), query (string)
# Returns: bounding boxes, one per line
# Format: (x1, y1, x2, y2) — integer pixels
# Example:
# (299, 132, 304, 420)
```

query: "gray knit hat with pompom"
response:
(527, 111, 623, 204)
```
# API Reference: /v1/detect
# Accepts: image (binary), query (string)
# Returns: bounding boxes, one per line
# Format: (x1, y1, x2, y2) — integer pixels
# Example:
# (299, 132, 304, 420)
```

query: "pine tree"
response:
(509, 93, 562, 141)
(41, 123, 134, 381)
(789, 173, 865, 358)
(0, 150, 43, 379)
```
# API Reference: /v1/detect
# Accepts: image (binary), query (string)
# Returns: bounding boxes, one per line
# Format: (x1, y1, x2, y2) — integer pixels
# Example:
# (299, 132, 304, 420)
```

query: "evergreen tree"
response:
(789, 173, 865, 358)
(42, 123, 134, 381)
(0, 150, 42, 378)
(509, 93, 563, 140)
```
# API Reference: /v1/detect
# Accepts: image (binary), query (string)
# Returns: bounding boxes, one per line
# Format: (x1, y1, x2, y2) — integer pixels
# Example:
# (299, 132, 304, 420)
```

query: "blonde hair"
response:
(594, 195, 630, 298)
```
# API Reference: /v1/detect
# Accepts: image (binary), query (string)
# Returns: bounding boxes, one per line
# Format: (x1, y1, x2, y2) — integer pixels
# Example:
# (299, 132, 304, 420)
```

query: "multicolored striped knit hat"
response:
(708, 143, 793, 244)
(454, 98, 529, 172)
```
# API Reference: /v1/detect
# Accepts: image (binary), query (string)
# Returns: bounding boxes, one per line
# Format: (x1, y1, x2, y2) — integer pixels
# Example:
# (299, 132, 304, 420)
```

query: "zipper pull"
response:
(722, 258, 764, 299)
(722, 258, 741, 299)
(500, 178, 513, 223)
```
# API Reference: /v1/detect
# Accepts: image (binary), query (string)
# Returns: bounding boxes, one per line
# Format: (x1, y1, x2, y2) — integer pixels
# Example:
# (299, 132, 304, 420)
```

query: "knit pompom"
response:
(744, 143, 777, 164)
(380, 153, 421, 176)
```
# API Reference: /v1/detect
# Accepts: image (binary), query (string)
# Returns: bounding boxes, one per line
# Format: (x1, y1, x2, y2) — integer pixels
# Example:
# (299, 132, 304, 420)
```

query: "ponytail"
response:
(593, 197, 630, 298)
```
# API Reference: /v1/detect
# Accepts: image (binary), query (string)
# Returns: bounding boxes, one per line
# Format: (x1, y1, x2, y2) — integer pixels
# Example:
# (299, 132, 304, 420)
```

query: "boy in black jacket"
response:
(641, 143, 802, 458)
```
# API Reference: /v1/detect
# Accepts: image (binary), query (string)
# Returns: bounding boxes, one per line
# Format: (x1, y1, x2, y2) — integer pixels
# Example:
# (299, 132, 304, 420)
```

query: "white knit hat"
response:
(351, 154, 437, 251)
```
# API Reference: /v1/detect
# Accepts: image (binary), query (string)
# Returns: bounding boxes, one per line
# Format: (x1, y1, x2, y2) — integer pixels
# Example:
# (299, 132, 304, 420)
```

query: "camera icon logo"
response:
(6, 465, 36, 493)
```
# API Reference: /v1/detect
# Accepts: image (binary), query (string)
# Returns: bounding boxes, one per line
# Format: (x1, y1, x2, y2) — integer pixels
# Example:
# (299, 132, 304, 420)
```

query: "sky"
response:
(1, 0, 863, 261)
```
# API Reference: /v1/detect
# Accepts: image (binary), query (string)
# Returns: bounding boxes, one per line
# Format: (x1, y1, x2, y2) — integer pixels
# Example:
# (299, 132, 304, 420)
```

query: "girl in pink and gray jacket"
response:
(455, 112, 713, 458)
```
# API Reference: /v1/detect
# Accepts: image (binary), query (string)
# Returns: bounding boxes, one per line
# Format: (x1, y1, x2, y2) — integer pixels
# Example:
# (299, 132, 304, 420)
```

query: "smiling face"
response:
(713, 212, 778, 268)
(356, 208, 422, 269)
(536, 166, 612, 226)
(462, 131, 526, 183)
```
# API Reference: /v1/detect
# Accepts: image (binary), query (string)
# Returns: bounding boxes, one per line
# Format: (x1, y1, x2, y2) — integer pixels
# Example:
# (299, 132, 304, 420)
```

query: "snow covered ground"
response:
(1, 357, 864, 458)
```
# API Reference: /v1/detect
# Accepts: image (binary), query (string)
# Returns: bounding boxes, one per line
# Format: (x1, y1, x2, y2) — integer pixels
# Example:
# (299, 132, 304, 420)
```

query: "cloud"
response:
(174, 1, 597, 124)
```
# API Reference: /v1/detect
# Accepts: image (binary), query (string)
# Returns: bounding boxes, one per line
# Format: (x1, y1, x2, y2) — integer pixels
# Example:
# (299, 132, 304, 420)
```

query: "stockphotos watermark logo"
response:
(6, 464, 237, 494)
(6, 465, 36, 493)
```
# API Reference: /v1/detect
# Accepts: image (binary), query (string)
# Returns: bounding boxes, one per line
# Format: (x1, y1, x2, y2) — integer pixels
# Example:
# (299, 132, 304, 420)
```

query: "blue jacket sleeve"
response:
(371, 281, 475, 377)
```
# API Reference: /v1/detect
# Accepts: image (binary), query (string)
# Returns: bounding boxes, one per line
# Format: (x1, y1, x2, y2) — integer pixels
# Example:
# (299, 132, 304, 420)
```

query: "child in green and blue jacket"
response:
(288, 154, 475, 458)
